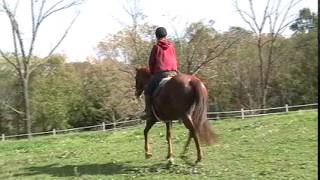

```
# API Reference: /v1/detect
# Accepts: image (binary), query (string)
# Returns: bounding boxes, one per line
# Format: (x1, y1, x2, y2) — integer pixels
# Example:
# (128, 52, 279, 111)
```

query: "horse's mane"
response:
(136, 67, 150, 73)
(142, 67, 150, 73)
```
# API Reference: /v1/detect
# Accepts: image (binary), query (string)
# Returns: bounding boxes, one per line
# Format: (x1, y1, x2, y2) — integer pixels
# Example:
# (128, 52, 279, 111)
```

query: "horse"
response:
(135, 67, 217, 164)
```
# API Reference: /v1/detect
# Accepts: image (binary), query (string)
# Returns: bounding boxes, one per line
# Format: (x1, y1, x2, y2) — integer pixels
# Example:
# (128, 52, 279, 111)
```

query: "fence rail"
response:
(1, 103, 318, 141)
(207, 103, 318, 120)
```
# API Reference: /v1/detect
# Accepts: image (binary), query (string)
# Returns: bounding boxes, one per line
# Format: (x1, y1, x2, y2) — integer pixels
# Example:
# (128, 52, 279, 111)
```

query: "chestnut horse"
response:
(135, 67, 216, 164)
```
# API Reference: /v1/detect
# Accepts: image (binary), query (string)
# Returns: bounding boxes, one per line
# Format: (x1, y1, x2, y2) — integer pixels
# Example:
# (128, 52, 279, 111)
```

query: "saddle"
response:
(152, 76, 173, 97)
(151, 75, 175, 121)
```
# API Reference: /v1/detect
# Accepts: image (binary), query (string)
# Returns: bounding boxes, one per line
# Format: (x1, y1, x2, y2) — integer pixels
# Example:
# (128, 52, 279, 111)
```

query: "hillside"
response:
(0, 110, 317, 180)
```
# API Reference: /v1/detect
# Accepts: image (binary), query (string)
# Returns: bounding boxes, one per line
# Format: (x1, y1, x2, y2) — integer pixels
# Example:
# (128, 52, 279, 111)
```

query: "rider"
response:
(143, 27, 179, 119)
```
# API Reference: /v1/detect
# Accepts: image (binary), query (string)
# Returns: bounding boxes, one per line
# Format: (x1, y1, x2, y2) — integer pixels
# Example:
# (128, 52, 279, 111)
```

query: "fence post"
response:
(1, 134, 5, 141)
(102, 122, 106, 131)
(241, 108, 245, 119)
(285, 104, 289, 113)
(113, 121, 116, 130)
(52, 129, 56, 136)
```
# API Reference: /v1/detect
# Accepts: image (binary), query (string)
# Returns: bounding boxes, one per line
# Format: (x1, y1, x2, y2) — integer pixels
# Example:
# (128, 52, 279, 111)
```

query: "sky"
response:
(0, 0, 317, 62)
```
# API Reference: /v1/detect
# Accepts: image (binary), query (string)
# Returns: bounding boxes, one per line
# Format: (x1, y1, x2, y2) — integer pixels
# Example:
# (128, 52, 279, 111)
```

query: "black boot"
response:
(141, 95, 152, 120)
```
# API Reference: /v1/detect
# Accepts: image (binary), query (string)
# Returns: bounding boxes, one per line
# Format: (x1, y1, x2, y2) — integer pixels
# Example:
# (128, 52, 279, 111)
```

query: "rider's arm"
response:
(148, 45, 157, 75)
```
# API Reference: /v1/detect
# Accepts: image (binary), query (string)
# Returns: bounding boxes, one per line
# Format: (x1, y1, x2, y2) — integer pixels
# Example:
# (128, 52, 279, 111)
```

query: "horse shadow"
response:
(15, 161, 145, 177)
(14, 160, 198, 178)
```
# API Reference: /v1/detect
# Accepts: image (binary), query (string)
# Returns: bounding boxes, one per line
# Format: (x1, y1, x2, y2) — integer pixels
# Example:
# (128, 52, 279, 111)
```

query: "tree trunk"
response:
(257, 39, 265, 109)
(262, 87, 269, 109)
(16, 115, 21, 134)
(247, 92, 255, 111)
(22, 77, 32, 138)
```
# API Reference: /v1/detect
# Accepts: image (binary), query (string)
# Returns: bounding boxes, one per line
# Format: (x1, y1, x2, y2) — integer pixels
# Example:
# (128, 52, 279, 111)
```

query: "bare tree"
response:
(108, 0, 154, 65)
(234, 0, 302, 108)
(172, 21, 242, 75)
(0, 0, 83, 137)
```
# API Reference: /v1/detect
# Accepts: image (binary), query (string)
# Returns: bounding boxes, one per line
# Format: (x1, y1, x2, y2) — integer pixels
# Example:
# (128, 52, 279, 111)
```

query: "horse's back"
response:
(153, 73, 198, 120)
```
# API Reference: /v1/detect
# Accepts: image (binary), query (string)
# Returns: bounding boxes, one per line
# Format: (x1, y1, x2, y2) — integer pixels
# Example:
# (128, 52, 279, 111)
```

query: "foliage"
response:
(201, 26, 259, 110)
(0, 59, 23, 134)
(30, 55, 83, 131)
(273, 27, 318, 105)
(0, 0, 83, 136)
(0, 6, 317, 136)
(290, 8, 317, 33)
(68, 59, 141, 127)
(97, 25, 155, 65)
(0, 110, 317, 179)
(97, 0, 156, 65)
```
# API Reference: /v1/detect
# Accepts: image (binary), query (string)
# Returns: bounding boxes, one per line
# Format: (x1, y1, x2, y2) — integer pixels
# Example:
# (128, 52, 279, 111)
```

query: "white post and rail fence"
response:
(1, 103, 318, 141)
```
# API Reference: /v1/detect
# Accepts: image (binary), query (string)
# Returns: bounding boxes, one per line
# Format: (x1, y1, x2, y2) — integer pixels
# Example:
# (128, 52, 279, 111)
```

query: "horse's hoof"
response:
(145, 153, 152, 159)
(195, 159, 202, 164)
(167, 157, 175, 165)
(180, 154, 187, 159)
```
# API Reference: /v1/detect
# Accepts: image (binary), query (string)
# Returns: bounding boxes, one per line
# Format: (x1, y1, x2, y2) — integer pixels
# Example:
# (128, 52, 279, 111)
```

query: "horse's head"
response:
(135, 67, 152, 98)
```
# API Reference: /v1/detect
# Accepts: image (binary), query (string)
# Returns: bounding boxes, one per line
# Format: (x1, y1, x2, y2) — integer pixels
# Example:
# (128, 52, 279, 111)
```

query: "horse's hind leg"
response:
(166, 121, 174, 164)
(182, 115, 202, 163)
(181, 131, 192, 158)
(144, 119, 156, 159)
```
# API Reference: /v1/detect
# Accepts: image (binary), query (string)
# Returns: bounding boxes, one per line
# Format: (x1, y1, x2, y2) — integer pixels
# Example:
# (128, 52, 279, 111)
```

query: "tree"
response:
(0, 57, 23, 134)
(234, 0, 303, 108)
(217, 27, 260, 110)
(98, 0, 155, 65)
(275, 11, 318, 105)
(30, 55, 82, 132)
(97, 25, 155, 65)
(0, 0, 83, 137)
(290, 8, 316, 33)
(171, 21, 242, 75)
(68, 60, 140, 128)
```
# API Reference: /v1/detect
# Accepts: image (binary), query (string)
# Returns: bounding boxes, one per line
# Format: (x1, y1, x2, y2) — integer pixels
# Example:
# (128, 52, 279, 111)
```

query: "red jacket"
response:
(149, 39, 178, 74)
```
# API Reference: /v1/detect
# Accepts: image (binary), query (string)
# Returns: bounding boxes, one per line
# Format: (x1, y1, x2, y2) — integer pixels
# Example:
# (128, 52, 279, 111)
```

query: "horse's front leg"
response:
(166, 121, 174, 164)
(144, 119, 156, 159)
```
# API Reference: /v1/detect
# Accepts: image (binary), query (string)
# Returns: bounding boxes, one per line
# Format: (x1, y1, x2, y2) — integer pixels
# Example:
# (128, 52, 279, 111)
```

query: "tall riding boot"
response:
(145, 95, 152, 116)
(141, 95, 152, 119)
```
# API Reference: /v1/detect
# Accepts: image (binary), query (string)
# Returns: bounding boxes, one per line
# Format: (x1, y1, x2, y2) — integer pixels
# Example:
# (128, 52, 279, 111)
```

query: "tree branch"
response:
(0, 50, 18, 71)
(234, 0, 257, 34)
(0, 101, 24, 115)
(41, 0, 81, 21)
(275, 0, 302, 35)
(27, 0, 82, 62)
(192, 35, 241, 75)
(45, 12, 79, 58)
(2, 0, 27, 61)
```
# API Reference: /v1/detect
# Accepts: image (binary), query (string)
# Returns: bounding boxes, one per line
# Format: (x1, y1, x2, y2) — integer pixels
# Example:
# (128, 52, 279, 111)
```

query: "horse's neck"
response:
(143, 74, 152, 86)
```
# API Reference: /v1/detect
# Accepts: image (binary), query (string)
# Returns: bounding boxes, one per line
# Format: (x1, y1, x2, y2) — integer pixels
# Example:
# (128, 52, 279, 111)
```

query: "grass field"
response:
(0, 110, 317, 180)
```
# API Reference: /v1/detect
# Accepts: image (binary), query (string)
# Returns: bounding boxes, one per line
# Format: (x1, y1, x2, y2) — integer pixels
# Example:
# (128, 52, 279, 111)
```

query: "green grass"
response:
(0, 110, 317, 180)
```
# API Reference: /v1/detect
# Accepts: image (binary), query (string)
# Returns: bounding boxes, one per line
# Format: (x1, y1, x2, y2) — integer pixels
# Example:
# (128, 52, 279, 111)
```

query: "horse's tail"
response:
(190, 77, 217, 145)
